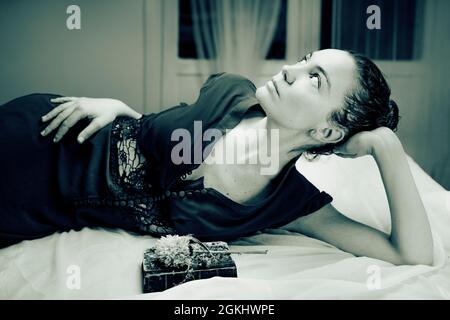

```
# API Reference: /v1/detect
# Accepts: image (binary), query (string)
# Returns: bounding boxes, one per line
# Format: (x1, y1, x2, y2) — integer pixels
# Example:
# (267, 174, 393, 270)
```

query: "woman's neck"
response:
(231, 115, 312, 175)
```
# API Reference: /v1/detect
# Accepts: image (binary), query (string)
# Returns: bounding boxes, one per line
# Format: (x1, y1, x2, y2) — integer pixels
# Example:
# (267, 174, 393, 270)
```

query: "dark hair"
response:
(304, 51, 400, 159)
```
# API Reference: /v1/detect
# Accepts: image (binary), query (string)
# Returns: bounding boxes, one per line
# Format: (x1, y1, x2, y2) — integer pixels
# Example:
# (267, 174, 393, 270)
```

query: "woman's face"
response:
(256, 49, 357, 143)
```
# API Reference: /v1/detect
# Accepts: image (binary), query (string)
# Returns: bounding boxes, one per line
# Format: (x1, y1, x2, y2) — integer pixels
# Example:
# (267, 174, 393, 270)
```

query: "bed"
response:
(1, 154, 449, 299)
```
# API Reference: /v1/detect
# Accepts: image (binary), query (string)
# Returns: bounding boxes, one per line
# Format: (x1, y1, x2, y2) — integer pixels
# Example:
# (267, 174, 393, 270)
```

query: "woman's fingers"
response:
(335, 153, 355, 158)
(77, 117, 108, 144)
(53, 109, 86, 143)
(335, 151, 358, 158)
(50, 97, 76, 104)
(41, 101, 76, 123)
(41, 105, 76, 139)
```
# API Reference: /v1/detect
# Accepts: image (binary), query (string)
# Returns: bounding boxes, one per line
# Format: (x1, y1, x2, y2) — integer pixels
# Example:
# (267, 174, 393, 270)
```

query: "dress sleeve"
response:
(267, 171, 334, 230)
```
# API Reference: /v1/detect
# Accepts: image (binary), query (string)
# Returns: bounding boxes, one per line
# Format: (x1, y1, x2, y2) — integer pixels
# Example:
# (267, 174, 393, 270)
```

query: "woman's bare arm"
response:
(282, 127, 434, 266)
(281, 203, 407, 265)
(370, 128, 433, 264)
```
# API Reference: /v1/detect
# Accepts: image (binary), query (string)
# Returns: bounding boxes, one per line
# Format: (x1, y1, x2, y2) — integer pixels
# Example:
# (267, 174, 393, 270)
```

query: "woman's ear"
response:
(310, 124, 345, 144)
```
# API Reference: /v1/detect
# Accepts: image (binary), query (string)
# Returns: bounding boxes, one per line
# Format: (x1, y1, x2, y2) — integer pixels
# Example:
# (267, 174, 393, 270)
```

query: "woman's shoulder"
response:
(200, 72, 256, 93)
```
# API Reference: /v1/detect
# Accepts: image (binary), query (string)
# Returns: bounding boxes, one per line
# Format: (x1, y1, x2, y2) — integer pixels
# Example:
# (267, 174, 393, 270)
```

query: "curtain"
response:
(420, 0, 450, 188)
(190, 0, 282, 82)
(331, 0, 422, 60)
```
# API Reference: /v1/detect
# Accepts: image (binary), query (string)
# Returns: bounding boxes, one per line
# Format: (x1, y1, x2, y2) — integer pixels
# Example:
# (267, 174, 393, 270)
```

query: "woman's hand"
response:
(40, 97, 142, 143)
(333, 126, 400, 158)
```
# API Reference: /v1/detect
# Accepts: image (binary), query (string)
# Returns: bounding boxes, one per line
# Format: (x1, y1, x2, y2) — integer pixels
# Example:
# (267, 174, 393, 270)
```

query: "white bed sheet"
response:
(0, 155, 449, 300)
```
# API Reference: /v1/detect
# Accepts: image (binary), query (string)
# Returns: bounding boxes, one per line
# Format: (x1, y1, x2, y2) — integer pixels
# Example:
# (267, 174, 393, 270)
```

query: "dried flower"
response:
(153, 235, 192, 269)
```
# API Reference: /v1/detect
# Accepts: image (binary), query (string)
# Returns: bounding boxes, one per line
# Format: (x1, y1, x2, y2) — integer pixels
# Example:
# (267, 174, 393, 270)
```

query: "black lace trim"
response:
(73, 116, 176, 237)
(110, 116, 177, 236)
(110, 116, 152, 196)
(72, 194, 175, 237)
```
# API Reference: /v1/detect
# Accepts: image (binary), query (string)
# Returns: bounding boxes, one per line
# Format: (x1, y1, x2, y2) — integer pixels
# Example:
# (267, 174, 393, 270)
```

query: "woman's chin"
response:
(255, 86, 265, 98)
(255, 86, 272, 104)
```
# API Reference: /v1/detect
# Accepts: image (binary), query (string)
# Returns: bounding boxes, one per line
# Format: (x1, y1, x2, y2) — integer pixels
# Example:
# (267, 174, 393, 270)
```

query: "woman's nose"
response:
(282, 65, 295, 84)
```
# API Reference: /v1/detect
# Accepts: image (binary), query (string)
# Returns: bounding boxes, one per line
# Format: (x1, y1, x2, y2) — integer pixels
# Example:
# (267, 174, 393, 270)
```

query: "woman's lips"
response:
(267, 79, 280, 97)
(272, 79, 280, 96)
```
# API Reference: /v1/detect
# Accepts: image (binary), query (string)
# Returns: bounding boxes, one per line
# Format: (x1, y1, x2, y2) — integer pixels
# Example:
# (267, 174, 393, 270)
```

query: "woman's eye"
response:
(310, 73, 321, 89)
(298, 52, 312, 64)
(297, 56, 307, 64)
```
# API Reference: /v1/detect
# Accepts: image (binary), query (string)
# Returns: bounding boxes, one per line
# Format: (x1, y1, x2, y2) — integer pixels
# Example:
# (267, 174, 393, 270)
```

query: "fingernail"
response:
(78, 137, 84, 144)
(53, 137, 59, 142)
(41, 130, 46, 136)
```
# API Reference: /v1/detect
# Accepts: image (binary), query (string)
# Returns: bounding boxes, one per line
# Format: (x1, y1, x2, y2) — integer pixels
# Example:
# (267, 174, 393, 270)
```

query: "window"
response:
(178, 0, 287, 60)
(320, 0, 423, 60)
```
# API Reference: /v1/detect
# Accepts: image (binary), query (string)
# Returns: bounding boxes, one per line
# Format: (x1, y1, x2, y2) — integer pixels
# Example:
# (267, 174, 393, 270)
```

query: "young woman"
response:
(0, 49, 433, 266)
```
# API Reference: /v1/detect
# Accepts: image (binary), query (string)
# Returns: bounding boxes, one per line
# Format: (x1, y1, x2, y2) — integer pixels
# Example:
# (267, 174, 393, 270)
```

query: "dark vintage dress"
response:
(0, 73, 333, 248)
